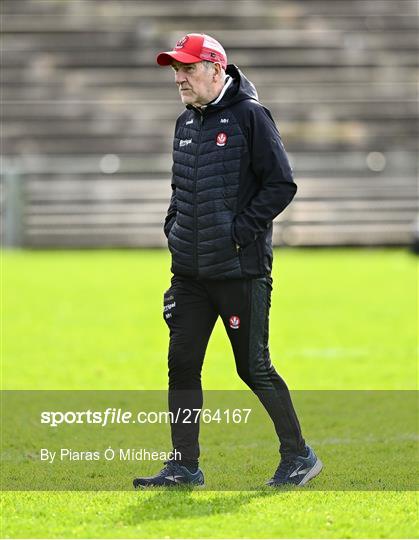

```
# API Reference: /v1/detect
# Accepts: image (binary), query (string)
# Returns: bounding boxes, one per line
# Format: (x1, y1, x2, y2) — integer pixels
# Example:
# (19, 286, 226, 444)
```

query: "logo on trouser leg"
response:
(163, 294, 176, 320)
(229, 315, 240, 329)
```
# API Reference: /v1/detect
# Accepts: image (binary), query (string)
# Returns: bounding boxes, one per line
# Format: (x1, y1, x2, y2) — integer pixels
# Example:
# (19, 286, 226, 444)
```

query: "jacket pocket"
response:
(164, 215, 176, 239)
(255, 235, 265, 275)
(238, 240, 260, 276)
(223, 182, 238, 212)
(167, 220, 177, 254)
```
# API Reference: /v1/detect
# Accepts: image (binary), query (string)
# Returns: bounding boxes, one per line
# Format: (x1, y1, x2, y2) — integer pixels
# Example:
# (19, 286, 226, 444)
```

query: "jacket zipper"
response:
(193, 111, 204, 276)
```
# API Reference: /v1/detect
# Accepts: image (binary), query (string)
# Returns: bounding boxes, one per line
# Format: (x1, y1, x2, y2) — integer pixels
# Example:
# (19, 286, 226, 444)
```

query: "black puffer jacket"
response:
(164, 64, 297, 279)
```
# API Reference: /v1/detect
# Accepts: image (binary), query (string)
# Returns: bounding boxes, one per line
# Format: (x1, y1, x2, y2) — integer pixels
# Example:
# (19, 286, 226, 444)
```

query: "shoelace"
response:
(160, 459, 182, 476)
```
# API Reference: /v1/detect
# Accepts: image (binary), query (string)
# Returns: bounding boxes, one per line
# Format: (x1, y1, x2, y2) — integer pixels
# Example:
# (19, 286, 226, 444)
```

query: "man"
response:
(133, 33, 322, 488)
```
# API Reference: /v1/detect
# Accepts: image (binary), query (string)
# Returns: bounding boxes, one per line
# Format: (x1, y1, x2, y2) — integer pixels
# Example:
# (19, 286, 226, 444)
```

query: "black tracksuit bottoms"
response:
(163, 274, 306, 465)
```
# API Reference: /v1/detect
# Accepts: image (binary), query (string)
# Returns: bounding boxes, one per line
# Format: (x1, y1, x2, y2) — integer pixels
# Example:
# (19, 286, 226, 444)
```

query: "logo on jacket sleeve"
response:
(216, 132, 228, 147)
(229, 315, 240, 330)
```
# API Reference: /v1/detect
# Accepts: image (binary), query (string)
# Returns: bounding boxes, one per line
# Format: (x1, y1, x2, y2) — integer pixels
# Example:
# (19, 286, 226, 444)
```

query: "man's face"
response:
(171, 60, 217, 107)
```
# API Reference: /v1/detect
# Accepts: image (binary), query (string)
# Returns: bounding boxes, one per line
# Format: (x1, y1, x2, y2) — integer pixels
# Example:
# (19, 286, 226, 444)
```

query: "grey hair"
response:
(202, 60, 226, 80)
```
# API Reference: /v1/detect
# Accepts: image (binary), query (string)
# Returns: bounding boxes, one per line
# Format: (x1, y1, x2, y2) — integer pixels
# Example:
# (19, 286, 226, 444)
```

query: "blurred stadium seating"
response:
(2, 0, 418, 247)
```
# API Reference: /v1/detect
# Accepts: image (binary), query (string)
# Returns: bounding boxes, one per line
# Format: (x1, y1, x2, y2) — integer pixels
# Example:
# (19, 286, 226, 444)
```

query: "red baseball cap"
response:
(156, 33, 227, 70)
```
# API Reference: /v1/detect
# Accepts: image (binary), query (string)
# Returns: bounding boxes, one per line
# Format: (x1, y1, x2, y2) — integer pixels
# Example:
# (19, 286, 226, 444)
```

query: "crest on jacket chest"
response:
(176, 112, 239, 156)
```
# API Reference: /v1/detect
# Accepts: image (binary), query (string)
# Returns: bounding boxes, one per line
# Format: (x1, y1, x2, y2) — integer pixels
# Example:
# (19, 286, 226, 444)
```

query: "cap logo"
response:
(216, 132, 227, 147)
(175, 36, 189, 49)
(157, 34, 227, 70)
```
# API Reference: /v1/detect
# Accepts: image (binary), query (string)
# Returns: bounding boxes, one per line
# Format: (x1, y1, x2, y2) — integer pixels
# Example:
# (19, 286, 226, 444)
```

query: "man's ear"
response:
(212, 62, 222, 81)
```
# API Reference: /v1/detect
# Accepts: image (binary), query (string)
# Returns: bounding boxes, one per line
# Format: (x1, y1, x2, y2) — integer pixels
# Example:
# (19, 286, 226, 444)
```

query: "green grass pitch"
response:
(1, 248, 417, 538)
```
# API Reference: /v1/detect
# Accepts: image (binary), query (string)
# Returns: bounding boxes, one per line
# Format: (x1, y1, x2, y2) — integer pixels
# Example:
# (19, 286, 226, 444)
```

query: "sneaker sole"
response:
(134, 481, 205, 489)
(298, 458, 323, 486)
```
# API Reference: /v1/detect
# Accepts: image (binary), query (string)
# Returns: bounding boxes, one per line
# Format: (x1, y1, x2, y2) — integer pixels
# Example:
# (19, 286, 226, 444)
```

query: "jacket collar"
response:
(186, 74, 233, 115)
